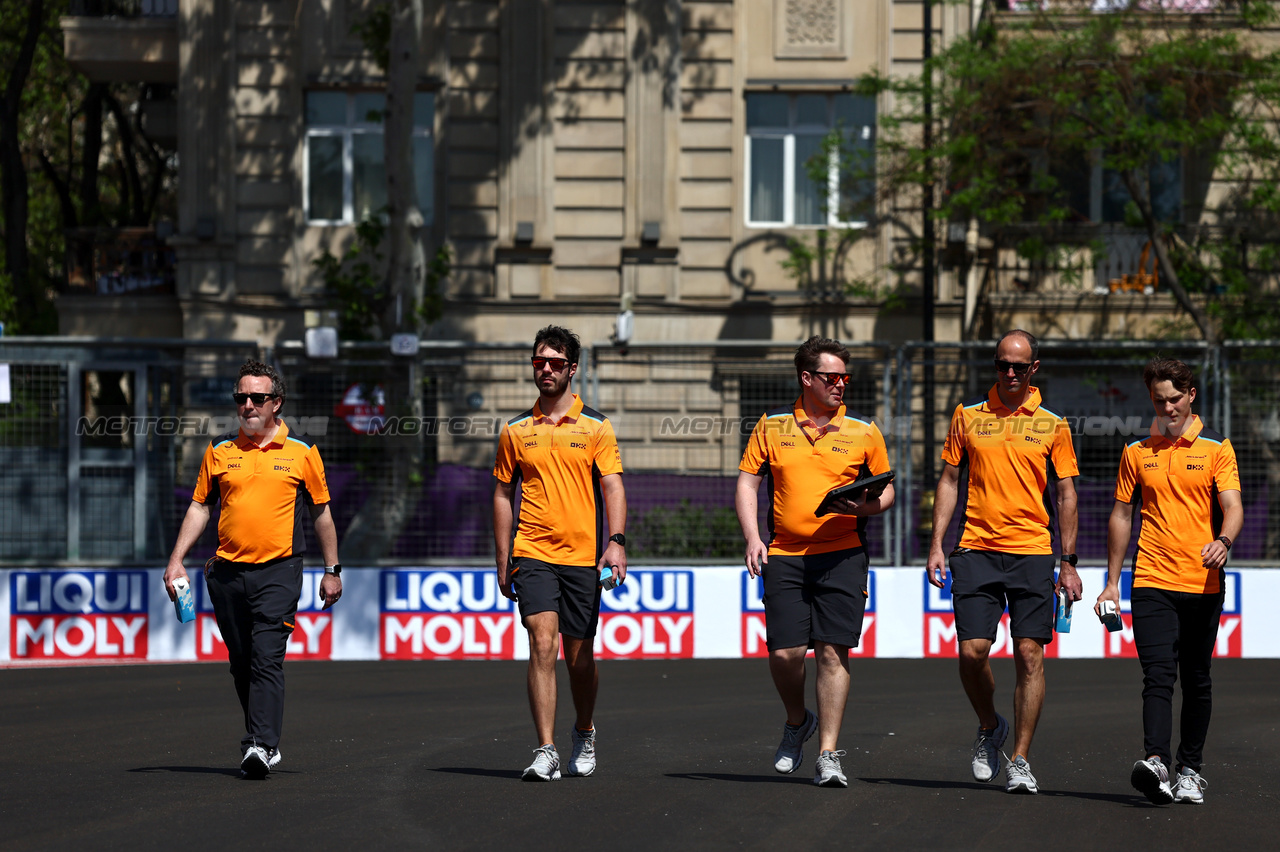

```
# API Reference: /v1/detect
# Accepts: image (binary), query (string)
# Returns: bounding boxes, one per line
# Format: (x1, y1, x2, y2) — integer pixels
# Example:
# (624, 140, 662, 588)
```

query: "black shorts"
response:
(949, 549, 1055, 644)
(761, 548, 869, 652)
(510, 557, 602, 640)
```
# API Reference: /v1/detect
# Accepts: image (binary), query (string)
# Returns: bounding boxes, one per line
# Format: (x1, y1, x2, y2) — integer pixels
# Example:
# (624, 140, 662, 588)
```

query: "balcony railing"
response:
(68, 0, 177, 17)
(63, 227, 176, 297)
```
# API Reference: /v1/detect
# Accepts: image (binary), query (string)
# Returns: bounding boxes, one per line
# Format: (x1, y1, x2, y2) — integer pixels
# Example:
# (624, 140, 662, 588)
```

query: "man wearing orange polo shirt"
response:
(1099, 357, 1242, 806)
(164, 359, 341, 779)
(493, 325, 627, 781)
(736, 336, 895, 788)
(927, 329, 1081, 795)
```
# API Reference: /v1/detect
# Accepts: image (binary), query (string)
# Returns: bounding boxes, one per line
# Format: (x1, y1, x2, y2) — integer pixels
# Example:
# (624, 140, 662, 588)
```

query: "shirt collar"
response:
(237, 419, 287, 449)
(532, 393, 584, 425)
(987, 384, 1042, 416)
(1151, 413, 1203, 446)
(794, 398, 845, 433)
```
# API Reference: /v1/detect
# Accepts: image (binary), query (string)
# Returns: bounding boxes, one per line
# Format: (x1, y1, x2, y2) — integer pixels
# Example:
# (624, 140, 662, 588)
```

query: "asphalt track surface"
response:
(3, 658, 1279, 851)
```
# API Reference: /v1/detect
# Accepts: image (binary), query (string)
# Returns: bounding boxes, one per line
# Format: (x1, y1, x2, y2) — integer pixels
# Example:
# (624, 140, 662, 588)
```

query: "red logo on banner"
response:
(8, 571, 149, 662)
(195, 571, 334, 661)
(740, 570, 877, 658)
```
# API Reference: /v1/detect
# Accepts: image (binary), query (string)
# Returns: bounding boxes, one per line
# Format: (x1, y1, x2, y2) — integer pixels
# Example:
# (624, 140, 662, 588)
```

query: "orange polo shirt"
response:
(192, 421, 330, 563)
(942, 386, 1078, 555)
(494, 394, 624, 567)
(1115, 415, 1240, 594)
(739, 400, 891, 556)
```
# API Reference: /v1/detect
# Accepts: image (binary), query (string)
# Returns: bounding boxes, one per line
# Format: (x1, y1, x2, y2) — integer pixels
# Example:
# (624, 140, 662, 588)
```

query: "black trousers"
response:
(205, 556, 303, 752)
(1130, 586, 1223, 772)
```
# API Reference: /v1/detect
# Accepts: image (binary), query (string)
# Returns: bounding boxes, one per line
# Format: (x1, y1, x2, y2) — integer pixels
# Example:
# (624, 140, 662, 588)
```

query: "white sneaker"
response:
(1173, 766, 1207, 804)
(971, 714, 1009, 782)
(522, 745, 561, 781)
(1131, 757, 1174, 804)
(813, 750, 848, 788)
(241, 745, 270, 780)
(566, 727, 596, 777)
(1005, 755, 1038, 794)
(773, 709, 818, 774)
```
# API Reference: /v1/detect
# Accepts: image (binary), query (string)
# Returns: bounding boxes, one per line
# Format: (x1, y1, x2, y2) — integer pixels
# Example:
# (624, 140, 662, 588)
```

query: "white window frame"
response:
(744, 93, 873, 230)
(304, 92, 435, 226)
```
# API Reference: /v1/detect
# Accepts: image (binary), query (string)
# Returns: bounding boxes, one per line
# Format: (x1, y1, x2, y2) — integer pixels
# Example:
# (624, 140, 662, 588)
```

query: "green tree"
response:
(865, 0, 1280, 342)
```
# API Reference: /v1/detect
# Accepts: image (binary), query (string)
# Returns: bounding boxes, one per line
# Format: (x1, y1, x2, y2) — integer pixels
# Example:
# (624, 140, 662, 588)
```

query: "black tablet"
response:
(814, 471, 895, 517)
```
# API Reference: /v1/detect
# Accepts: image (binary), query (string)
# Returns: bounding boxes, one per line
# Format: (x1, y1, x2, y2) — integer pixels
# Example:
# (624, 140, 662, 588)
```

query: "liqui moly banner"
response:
(1, 567, 1277, 666)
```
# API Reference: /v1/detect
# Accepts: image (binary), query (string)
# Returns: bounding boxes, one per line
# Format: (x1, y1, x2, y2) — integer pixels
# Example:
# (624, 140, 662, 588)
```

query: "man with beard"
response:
(1099, 357, 1242, 805)
(736, 336, 895, 787)
(493, 326, 627, 781)
(164, 359, 341, 778)
(926, 329, 1081, 794)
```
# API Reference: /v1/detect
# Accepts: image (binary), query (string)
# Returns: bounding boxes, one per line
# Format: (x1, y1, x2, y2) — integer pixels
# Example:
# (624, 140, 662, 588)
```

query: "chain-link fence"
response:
(1, 337, 1276, 565)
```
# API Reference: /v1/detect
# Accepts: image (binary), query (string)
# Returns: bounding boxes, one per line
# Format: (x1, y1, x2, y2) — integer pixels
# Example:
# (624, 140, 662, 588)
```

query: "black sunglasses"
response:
(233, 392, 279, 406)
(994, 360, 1033, 375)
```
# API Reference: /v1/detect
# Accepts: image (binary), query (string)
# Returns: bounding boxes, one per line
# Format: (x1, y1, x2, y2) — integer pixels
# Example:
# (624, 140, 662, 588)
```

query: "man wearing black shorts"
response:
(493, 326, 627, 781)
(927, 329, 1081, 794)
(736, 337, 895, 787)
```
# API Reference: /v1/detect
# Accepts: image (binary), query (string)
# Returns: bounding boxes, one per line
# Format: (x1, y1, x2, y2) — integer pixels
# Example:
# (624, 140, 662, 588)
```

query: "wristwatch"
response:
(609, 533, 627, 548)
(1216, 535, 1233, 551)
(1061, 553, 1078, 567)
(324, 564, 342, 576)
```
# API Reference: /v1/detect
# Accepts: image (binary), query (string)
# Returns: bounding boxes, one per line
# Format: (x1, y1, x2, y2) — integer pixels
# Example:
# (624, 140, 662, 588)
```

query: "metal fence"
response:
(1, 337, 1276, 565)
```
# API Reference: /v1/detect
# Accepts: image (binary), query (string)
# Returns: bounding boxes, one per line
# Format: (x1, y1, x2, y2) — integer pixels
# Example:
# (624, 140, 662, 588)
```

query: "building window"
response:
(304, 91, 435, 225)
(745, 92, 876, 228)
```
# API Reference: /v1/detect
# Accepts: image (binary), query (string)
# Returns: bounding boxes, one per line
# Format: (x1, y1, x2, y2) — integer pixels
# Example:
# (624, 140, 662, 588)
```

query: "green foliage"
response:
(313, 215, 389, 341)
(350, 4, 392, 73)
(630, 500, 742, 560)
(863, 0, 1280, 339)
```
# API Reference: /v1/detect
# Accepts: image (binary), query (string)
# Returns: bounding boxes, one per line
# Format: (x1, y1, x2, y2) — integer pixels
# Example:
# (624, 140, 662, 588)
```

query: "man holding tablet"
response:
(926, 329, 1081, 794)
(735, 336, 895, 787)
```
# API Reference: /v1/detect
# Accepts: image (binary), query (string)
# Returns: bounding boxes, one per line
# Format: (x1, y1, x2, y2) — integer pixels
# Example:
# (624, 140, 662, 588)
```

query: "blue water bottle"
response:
(173, 577, 196, 624)
(1055, 589, 1073, 633)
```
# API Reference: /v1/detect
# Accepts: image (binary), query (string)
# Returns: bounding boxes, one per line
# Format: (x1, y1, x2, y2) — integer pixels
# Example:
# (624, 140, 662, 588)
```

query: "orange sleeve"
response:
(1214, 439, 1241, 492)
(1050, 417, 1080, 477)
(941, 405, 966, 467)
(302, 444, 330, 504)
(493, 424, 518, 484)
(1114, 442, 1138, 504)
(192, 441, 217, 504)
(866, 422, 891, 475)
(594, 418, 624, 476)
(739, 415, 770, 474)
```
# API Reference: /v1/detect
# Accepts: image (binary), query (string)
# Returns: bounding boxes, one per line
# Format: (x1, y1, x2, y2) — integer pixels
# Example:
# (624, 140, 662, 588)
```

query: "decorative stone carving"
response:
(775, 0, 847, 59)
(786, 0, 839, 47)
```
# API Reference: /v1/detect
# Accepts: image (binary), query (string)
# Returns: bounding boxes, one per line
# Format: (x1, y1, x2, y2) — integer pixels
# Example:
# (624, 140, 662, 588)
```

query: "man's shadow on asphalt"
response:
(431, 767, 524, 779)
(128, 766, 249, 778)
(860, 777, 1146, 805)
(666, 772, 814, 784)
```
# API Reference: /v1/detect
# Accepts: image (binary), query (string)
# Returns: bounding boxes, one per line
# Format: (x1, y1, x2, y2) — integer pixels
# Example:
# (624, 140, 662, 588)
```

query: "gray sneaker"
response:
(773, 709, 818, 774)
(1005, 755, 1038, 794)
(813, 749, 848, 788)
(971, 714, 1009, 782)
(241, 745, 270, 780)
(522, 744, 561, 781)
(566, 727, 596, 777)
(1173, 766, 1207, 805)
(1131, 757, 1174, 804)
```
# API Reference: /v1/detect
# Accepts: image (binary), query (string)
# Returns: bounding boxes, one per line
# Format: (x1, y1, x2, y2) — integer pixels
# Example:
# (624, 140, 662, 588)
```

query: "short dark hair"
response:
(998, 329, 1039, 363)
(1143, 357, 1195, 394)
(235, 359, 286, 402)
(533, 325, 581, 366)
(794, 336, 851, 384)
